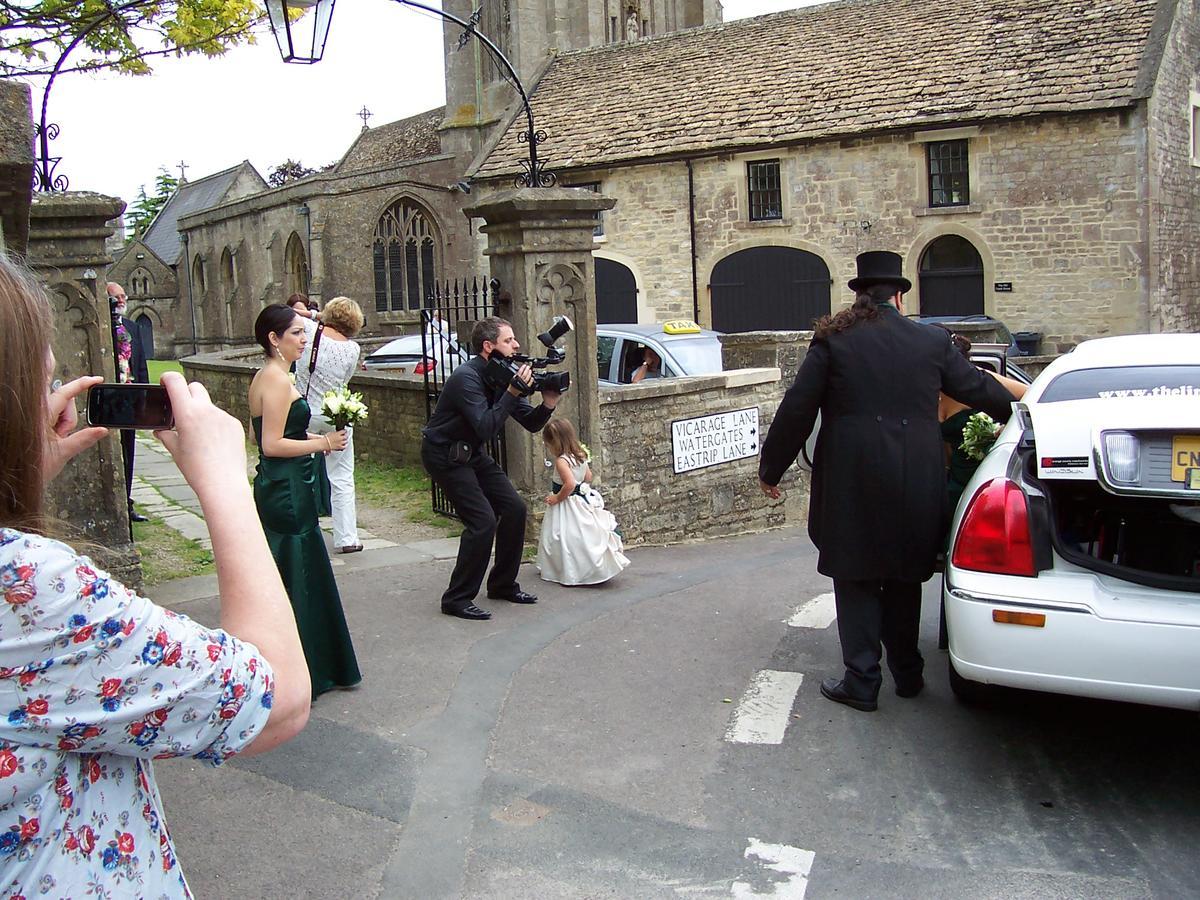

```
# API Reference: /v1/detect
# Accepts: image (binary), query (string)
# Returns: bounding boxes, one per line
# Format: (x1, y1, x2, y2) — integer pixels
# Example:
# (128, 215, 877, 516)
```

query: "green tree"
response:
(0, 1, 264, 78)
(126, 167, 178, 241)
(267, 159, 317, 188)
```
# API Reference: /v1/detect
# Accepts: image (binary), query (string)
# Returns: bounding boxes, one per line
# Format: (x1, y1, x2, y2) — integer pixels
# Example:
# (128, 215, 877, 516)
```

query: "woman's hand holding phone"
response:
(155, 372, 249, 502)
(44, 375, 108, 484)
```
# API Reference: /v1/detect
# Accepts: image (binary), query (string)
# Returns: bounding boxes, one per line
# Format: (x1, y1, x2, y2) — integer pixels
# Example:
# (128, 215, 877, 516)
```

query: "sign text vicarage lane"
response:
(672, 407, 760, 474)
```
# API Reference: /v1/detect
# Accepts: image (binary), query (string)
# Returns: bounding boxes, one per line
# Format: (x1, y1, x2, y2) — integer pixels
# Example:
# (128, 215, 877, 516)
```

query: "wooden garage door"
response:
(710, 247, 831, 332)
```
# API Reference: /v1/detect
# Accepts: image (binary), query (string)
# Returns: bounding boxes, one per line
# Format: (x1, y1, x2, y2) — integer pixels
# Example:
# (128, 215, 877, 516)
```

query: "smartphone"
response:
(86, 383, 174, 430)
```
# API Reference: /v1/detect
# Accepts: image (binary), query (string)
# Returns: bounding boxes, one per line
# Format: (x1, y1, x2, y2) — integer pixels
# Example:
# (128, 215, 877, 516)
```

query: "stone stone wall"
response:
(181, 349, 428, 469)
(1147, 0, 1200, 333)
(0, 81, 32, 256)
(524, 109, 1156, 348)
(598, 369, 809, 546)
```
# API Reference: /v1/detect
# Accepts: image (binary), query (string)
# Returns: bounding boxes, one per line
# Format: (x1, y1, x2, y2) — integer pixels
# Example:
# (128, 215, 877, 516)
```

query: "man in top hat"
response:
(107, 282, 151, 528)
(757, 251, 1016, 711)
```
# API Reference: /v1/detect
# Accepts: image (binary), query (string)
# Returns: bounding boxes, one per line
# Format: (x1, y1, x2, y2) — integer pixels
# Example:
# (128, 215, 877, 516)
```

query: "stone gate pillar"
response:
(27, 192, 141, 588)
(465, 188, 616, 523)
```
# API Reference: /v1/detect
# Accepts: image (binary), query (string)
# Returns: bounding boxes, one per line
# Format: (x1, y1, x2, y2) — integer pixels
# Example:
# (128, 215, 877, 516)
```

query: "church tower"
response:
(441, 1, 723, 160)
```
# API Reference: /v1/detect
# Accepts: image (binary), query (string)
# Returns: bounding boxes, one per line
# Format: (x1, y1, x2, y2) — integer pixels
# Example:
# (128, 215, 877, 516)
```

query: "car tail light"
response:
(413, 358, 436, 376)
(951, 478, 1036, 577)
(1101, 430, 1140, 484)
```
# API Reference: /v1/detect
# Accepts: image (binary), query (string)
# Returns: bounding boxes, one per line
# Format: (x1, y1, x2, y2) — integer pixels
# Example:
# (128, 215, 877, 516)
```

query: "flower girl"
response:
(537, 419, 630, 585)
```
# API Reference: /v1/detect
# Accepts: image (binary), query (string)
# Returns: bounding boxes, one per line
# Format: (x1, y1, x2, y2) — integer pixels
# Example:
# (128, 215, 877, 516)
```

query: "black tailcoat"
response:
(759, 305, 1015, 583)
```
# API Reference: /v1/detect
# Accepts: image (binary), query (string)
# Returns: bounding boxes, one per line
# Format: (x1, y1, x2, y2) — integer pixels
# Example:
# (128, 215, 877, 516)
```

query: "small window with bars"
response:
(927, 140, 970, 207)
(569, 182, 605, 237)
(1191, 99, 1200, 165)
(747, 160, 782, 222)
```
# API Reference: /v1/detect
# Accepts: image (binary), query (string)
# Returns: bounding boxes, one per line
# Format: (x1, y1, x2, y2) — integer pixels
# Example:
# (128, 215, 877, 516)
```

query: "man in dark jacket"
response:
(758, 252, 1015, 711)
(107, 282, 150, 527)
(421, 317, 561, 620)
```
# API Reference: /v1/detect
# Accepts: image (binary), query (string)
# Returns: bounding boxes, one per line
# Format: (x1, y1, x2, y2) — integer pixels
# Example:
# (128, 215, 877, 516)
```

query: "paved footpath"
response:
(130, 441, 1198, 900)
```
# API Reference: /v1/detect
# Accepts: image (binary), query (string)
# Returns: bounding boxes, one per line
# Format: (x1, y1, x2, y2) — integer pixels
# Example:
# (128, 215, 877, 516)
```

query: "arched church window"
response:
(191, 255, 206, 295)
(372, 198, 441, 313)
(284, 233, 309, 299)
(130, 266, 154, 297)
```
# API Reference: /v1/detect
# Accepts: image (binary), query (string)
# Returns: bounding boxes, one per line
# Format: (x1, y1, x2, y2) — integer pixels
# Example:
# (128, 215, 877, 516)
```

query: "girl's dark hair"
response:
(937, 324, 972, 359)
(813, 284, 897, 339)
(255, 303, 299, 356)
(286, 293, 309, 311)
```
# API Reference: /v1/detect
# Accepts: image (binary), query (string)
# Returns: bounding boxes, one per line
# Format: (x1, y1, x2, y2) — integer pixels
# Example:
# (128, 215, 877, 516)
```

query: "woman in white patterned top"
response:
(296, 297, 366, 553)
(0, 255, 310, 896)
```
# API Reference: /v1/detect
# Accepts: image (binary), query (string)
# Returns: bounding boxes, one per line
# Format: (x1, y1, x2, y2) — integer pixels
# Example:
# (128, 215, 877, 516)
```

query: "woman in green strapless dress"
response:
(250, 305, 361, 698)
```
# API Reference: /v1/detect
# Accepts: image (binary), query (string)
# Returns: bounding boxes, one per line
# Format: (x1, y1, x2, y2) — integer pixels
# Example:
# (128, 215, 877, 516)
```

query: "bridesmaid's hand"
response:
(544, 493, 557, 505)
(156, 372, 249, 498)
(44, 375, 108, 484)
(324, 430, 348, 453)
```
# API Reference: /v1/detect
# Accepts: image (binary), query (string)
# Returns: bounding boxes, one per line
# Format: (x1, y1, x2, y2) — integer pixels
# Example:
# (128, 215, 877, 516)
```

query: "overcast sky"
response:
(32, 0, 813, 211)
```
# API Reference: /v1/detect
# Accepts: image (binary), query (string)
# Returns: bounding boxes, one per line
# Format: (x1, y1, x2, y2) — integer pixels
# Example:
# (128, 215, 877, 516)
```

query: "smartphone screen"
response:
(86, 384, 174, 430)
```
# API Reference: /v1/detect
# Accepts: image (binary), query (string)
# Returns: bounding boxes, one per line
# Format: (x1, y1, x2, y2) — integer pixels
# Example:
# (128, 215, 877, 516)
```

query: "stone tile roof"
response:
(336, 107, 445, 172)
(141, 162, 258, 265)
(474, 0, 1161, 178)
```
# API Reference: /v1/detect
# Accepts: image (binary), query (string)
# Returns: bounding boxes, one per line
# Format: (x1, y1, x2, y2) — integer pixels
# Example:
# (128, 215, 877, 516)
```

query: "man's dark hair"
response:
(471, 316, 513, 354)
(813, 283, 900, 340)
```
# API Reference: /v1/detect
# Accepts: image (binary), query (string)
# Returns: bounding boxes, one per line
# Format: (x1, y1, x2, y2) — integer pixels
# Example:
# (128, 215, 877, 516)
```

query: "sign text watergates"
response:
(672, 407, 760, 474)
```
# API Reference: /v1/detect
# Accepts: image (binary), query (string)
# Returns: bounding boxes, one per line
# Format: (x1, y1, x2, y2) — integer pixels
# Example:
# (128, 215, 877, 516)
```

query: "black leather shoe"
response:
(441, 604, 492, 620)
(895, 677, 925, 698)
(819, 677, 878, 712)
(129, 511, 149, 523)
(488, 589, 537, 604)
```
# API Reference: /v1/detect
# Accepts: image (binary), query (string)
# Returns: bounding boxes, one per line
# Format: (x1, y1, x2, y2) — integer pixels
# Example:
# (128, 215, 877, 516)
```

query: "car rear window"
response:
(1039, 365, 1200, 402)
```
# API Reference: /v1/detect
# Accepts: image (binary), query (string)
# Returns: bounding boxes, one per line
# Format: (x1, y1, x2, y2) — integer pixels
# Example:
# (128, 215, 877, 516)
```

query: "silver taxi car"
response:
(597, 321, 724, 385)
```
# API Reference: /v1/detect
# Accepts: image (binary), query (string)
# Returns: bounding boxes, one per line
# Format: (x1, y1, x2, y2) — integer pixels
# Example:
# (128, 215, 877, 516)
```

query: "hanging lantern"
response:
(265, 0, 336, 64)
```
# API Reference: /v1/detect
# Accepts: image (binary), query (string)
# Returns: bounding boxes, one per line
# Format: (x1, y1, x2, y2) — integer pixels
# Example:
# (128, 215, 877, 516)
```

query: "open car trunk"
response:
(1042, 477, 1200, 592)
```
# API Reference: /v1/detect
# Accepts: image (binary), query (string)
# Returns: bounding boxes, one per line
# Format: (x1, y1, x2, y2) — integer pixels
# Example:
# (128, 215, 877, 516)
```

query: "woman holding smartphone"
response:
(249, 304, 361, 698)
(0, 256, 310, 894)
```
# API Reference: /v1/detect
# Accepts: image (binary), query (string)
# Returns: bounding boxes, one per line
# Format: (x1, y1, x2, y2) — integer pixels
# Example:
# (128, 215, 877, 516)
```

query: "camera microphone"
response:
(537, 315, 574, 348)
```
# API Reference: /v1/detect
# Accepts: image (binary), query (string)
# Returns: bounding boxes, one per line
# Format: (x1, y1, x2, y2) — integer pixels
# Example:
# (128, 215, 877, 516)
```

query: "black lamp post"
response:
(264, 0, 554, 187)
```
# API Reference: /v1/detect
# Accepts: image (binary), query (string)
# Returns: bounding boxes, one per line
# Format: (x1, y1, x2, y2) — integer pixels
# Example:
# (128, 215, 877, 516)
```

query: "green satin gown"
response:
(253, 397, 361, 698)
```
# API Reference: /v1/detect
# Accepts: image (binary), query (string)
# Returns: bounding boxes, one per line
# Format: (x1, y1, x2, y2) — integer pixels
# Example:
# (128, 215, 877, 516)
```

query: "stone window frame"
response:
(912, 127, 983, 216)
(372, 196, 441, 314)
(746, 158, 784, 222)
(927, 139, 970, 207)
(1190, 90, 1200, 168)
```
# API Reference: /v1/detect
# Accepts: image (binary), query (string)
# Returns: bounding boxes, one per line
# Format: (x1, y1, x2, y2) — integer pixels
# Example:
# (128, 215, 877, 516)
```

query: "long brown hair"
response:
(542, 418, 588, 463)
(0, 255, 53, 530)
(812, 284, 898, 339)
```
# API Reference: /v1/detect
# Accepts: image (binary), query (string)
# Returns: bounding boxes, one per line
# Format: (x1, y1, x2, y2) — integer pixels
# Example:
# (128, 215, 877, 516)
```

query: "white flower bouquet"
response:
(321, 386, 369, 431)
(960, 411, 1003, 462)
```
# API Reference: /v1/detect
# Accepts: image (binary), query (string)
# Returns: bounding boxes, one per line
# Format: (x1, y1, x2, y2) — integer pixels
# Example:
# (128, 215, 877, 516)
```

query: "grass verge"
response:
(355, 459, 464, 537)
(147, 359, 184, 382)
(134, 517, 215, 587)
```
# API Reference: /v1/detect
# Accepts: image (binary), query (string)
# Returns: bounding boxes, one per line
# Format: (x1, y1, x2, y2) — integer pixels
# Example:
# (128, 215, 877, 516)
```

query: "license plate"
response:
(1171, 435, 1200, 482)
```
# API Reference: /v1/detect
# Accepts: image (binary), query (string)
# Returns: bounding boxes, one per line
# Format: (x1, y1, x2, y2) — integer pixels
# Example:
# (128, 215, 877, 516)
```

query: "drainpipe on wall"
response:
(686, 159, 699, 324)
(180, 232, 198, 356)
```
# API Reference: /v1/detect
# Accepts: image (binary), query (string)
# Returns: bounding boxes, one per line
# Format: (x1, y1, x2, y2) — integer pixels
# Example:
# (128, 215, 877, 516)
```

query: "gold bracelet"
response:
(324, 434, 331, 450)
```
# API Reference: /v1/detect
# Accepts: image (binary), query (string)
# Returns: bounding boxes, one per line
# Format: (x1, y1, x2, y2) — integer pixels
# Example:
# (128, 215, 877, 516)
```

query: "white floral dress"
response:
(0, 528, 274, 898)
(537, 456, 630, 586)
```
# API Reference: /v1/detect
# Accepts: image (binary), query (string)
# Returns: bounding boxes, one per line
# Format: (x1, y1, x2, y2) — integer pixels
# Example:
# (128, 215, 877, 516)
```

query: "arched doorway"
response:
(135, 314, 155, 359)
(710, 246, 831, 332)
(918, 235, 984, 317)
(595, 258, 638, 323)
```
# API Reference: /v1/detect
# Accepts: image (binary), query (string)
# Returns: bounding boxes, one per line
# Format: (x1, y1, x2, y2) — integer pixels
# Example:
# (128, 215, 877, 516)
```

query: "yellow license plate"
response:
(1171, 435, 1200, 482)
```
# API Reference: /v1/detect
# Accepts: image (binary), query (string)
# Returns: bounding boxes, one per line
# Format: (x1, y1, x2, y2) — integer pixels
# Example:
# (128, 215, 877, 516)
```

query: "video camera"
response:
(484, 315, 573, 397)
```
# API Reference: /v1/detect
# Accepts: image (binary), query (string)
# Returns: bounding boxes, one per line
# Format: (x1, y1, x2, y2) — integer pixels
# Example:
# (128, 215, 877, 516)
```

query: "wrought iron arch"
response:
(372, 197, 442, 313)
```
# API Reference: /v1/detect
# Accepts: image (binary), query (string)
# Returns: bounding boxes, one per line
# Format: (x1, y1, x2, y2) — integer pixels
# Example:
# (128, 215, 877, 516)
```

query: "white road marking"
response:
(786, 592, 836, 629)
(731, 838, 815, 899)
(724, 670, 804, 745)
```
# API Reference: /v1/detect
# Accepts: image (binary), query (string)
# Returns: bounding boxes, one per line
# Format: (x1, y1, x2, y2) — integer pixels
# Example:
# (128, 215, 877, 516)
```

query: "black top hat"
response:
(848, 250, 911, 294)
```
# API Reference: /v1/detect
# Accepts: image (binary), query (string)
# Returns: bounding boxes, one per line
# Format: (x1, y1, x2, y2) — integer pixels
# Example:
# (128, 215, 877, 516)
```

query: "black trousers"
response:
(120, 429, 136, 510)
(421, 440, 526, 610)
(832, 578, 924, 699)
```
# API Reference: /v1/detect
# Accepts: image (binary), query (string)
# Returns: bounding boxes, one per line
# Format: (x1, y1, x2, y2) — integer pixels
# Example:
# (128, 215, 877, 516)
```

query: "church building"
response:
(111, 0, 1199, 357)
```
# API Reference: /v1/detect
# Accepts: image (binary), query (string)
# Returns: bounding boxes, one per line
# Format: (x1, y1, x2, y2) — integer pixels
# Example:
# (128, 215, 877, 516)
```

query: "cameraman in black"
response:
(421, 316, 561, 620)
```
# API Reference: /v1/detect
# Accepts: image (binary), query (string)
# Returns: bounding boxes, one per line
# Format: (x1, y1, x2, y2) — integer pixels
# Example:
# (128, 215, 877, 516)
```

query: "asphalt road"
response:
(152, 527, 1200, 899)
